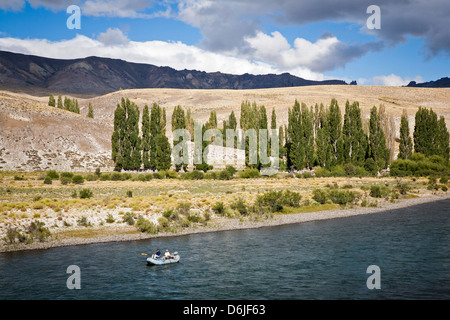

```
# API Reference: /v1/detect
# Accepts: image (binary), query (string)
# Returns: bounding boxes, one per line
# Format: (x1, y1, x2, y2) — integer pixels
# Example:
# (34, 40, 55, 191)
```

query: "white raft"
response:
(147, 252, 180, 265)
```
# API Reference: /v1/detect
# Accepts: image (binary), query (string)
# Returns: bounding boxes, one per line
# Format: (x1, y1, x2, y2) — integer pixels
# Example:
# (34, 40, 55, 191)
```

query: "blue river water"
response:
(0, 198, 449, 300)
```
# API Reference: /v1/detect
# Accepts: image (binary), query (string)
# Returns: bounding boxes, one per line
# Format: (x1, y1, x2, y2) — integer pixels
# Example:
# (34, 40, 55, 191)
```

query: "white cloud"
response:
(97, 28, 130, 46)
(0, 33, 283, 76)
(244, 31, 382, 74)
(371, 74, 423, 86)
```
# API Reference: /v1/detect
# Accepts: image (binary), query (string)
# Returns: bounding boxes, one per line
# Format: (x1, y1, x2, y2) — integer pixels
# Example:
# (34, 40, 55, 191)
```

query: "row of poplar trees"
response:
(111, 98, 217, 172)
(111, 97, 448, 172)
(398, 107, 449, 160)
(285, 99, 391, 172)
(111, 98, 171, 172)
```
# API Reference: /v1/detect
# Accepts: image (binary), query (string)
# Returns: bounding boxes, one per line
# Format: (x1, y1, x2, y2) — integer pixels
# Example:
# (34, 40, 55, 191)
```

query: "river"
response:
(0, 199, 449, 300)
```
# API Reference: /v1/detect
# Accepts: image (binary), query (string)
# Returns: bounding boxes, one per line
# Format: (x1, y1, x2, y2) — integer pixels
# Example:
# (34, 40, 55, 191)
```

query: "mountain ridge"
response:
(0, 50, 347, 96)
(406, 77, 450, 88)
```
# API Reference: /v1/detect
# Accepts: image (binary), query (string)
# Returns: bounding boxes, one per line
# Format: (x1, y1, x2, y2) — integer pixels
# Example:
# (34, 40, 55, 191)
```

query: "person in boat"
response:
(164, 249, 172, 260)
(154, 249, 161, 258)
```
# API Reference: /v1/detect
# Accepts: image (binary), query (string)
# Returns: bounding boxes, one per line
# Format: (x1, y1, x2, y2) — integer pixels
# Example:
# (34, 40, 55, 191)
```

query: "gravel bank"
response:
(1, 193, 449, 253)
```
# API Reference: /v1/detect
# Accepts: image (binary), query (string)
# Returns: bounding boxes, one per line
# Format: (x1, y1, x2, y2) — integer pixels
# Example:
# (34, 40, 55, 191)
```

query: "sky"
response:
(0, 0, 449, 85)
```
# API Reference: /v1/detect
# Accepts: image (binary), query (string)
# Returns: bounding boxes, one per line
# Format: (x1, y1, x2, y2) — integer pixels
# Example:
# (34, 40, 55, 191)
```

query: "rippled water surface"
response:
(0, 199, 449, 299)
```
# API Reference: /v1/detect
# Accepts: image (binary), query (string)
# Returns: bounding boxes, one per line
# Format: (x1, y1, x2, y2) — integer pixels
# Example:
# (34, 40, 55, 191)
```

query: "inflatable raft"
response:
(147, 252, 180, 265)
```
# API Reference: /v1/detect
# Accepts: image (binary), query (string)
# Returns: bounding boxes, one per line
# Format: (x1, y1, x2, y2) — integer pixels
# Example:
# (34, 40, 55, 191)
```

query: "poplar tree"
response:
(87, 102, 94, 118)
(413, 107, 435, 157)
(172, 105, 187, 171)
(413, 107, 448, 160)
(315, 103, 329, 167)
(341, 101, 367, 166)
(368, 106, 389, 170)
(155, 134, 172, 171)
(287, 100, 303, 170)
(398, 110, 412, 159)
(326, 99, 342, 167)
(111, 98, 141, 171)
(57, 95, 63, 109)
(111, 100, 126, 171)
(194, 121, 212, 172)
(226, 110, 238, 149)
(301, 103, 314, 169)
(149, 103, 171, 171)
(186, 108, 194, 141)
(436, 116, 449, 161)
(207, 110, 218, 129)
(142, 105, 151, 169)
(48, 94, 55, 107)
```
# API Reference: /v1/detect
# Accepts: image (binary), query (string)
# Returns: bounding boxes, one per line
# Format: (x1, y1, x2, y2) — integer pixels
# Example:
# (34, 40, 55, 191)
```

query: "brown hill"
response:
(1, 85, 449, 172)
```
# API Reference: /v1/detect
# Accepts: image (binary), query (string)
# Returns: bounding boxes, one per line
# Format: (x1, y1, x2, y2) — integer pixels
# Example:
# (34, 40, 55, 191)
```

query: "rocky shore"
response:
(1, 193, 448, 253)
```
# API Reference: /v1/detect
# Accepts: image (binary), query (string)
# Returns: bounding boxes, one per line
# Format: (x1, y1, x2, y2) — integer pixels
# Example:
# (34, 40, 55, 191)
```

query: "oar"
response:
(141, 253, 148, 256)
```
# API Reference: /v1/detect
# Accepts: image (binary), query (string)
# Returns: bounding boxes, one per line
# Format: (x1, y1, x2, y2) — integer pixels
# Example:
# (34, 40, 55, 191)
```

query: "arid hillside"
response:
(1, 85, 449, 172)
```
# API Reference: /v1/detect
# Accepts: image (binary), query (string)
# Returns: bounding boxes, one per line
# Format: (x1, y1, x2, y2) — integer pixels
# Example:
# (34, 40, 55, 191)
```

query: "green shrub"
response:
(218, 169, 233, 180)
(256, 191, 283, 212)
(312, 189, 328, 204)
(157, 216, 170, 228)
(328, 190, 357, 205)
(122, 212, 135, 225)
(86, 174, 97, 181)
(301, 172, 313, 179)
(280, 190, 301, 207)
(230, 197, 248, 215)
(183, 170, 204, 180)
(176, 202, 191, 216)
(152, 172, 163, 179)
(369, 185, 390, 198)
(255, 190, 301, 213)
(43, 176, 52, 184)
(46, 170, 59, 179)
(330, 165, 346, 177)
(77, 216, 92, 227)
(162, 209, 179, 222)
(99, 173, 111, 181)
(60, 172, 74, 179)
(314, 167, 331, 177)
(442, 186, 448, 192)
(79, 188, 93, 199)
(72, 175, 84, 184)
(343, 163, 356, 176)
(239, 168, 260, 179)
(355, 166, 370, 177)
(440, 176, 448, 184)
(136, 216, 158, 234)
(126, 190, 133, 198)
(205, 171, 217, 179)
(212, 202, 225, 215)
(395, 181, 410, 195)
(105, 214, 115, 223)
(4, 227, 27, 244)
(60, 176, 72, 185)
(27, 220, 51, 242)
(225, 165, 237, 176)
(111, 172, 123, 181)
(187, 214, 203, 223)
(390, 154, 449, 177)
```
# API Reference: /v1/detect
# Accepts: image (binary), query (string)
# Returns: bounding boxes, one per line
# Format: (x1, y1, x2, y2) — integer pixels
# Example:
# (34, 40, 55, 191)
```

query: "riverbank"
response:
(2, 191, 448, 253)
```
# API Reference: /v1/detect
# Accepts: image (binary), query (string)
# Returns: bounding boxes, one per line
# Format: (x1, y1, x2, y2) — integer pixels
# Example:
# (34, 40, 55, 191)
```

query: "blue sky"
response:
(0, 0, 448, 85)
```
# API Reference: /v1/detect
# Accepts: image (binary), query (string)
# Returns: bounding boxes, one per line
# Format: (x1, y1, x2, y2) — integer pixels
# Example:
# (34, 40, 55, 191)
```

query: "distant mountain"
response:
(0, 50, 347, 96)
(406, 77, 450, 88)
